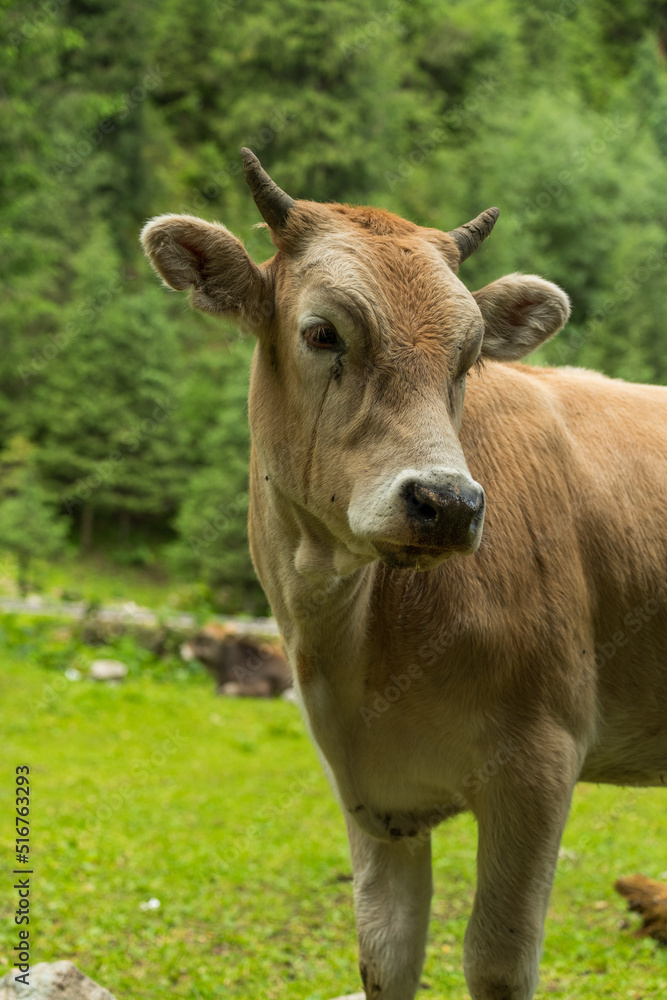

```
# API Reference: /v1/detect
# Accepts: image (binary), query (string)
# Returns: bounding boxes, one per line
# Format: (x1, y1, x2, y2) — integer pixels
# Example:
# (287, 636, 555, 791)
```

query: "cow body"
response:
(250, 362, 667, 829)
(142, 150, 667, 1000)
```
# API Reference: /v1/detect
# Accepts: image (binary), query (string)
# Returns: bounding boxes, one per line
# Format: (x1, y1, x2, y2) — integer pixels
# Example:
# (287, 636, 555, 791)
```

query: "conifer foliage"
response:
(2, 0, 667, 608)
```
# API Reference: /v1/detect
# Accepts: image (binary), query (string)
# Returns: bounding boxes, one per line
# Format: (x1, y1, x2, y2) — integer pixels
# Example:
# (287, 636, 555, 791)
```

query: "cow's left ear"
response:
(473, 274, 570, 361)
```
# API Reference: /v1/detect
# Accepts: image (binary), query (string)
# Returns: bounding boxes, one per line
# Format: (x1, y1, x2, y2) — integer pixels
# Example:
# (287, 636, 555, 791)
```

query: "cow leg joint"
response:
(464, 733, 580, 1000)
(347, 818, 432, 1000)
(359, 962, 382, 999)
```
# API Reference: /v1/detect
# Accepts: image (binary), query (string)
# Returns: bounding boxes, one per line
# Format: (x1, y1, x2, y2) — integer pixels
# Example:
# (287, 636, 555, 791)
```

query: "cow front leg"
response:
(463, 735, 579, 1000)
(345, 818, 433, 1000)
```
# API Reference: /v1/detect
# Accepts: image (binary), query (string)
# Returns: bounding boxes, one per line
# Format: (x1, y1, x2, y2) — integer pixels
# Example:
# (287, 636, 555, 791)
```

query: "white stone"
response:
(0, 961, 117, 999)
(139, 897, 160, 910)
(89, 659, 128, 681)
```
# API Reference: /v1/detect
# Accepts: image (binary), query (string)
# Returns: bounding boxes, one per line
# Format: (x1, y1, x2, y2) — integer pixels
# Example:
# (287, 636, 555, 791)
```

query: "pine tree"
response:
(25, 223, 190, 548)
(0, 438, 67, 596)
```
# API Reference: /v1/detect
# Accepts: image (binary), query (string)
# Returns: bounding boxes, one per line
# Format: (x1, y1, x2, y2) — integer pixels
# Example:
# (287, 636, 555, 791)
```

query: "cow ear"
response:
(140, 214, 272, 329)
(473, 274, 570, 361)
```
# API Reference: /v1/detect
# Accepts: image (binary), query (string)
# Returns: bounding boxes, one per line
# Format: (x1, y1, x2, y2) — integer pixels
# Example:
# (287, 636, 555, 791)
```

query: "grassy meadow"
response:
(0, 620, 666, 999)
(3, 1, 667, 995)
(0, 548, 206, 616)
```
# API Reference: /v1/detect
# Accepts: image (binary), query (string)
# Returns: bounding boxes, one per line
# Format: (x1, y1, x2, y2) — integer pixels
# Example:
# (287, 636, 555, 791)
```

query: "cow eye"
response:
(303, 322, 339, 350)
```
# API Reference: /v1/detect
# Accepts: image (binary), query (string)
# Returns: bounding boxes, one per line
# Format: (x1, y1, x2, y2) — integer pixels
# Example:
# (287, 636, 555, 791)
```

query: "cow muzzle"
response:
(348, 469, 485, 570)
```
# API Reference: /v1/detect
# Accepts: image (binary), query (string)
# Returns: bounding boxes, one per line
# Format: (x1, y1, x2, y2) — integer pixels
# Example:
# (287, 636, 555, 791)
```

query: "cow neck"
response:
(249, 454, 376, 693)
(273, 485, 373, 623)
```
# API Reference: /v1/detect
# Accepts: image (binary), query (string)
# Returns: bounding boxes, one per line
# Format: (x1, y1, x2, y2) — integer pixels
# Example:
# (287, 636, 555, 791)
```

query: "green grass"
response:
(0, 548, 165, 606)
(0, 548, 204, 613)
(1, 645, 666, 999)
(0, 545, 268, 618)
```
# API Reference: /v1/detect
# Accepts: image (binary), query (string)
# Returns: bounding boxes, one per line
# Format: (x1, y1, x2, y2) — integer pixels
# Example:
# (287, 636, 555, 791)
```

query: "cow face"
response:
(142, 151, 569, 573)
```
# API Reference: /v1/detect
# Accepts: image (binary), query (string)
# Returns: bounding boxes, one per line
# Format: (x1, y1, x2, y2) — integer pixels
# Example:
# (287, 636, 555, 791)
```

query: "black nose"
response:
(402, 479, 485, 548)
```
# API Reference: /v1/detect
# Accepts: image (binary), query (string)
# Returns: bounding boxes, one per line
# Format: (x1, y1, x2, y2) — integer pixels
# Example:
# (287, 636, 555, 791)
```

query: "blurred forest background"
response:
(2, 0, 667, 613)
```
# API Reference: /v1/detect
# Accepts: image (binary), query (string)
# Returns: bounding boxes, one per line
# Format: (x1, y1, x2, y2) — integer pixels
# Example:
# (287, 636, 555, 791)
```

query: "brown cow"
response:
(142, 151, 667, 1000)
(181, 622, 292, 697)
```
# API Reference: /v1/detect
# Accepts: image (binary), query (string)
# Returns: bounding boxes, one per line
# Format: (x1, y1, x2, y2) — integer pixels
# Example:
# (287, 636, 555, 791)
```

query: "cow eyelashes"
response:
(303, 322, 340, 350)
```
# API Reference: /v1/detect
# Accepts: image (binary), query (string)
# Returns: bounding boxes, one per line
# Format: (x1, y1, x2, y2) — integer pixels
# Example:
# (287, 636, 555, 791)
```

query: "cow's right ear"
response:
(140, 214, 272, 329)
(473, 273, 570, 361)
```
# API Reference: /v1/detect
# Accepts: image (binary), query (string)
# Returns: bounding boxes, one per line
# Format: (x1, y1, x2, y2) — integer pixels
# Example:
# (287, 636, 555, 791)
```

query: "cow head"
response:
(142, 151, 569, 574)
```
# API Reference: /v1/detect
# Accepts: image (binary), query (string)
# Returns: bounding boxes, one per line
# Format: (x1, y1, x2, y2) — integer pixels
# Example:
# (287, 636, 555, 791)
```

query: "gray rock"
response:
(0, 961, 117, 999)
(89, 659, 128, 681)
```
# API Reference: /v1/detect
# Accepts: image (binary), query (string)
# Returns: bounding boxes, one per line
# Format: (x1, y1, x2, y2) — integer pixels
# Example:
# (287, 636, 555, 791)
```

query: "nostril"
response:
(404, 482, 440, 523)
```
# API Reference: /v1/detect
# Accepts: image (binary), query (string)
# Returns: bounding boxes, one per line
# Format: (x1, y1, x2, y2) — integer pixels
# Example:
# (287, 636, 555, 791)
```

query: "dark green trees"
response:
(2, 0, 667, 609)
(0, 438, 67, 595)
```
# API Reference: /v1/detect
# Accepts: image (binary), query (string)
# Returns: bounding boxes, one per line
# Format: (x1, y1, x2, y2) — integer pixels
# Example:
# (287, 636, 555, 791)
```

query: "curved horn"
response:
(447, 206, 499, 264)
(241, 147, 294, 231)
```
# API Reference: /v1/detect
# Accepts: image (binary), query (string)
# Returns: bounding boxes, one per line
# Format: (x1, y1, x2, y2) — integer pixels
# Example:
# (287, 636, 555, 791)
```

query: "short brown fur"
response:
(142, 166, 666, 1000)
